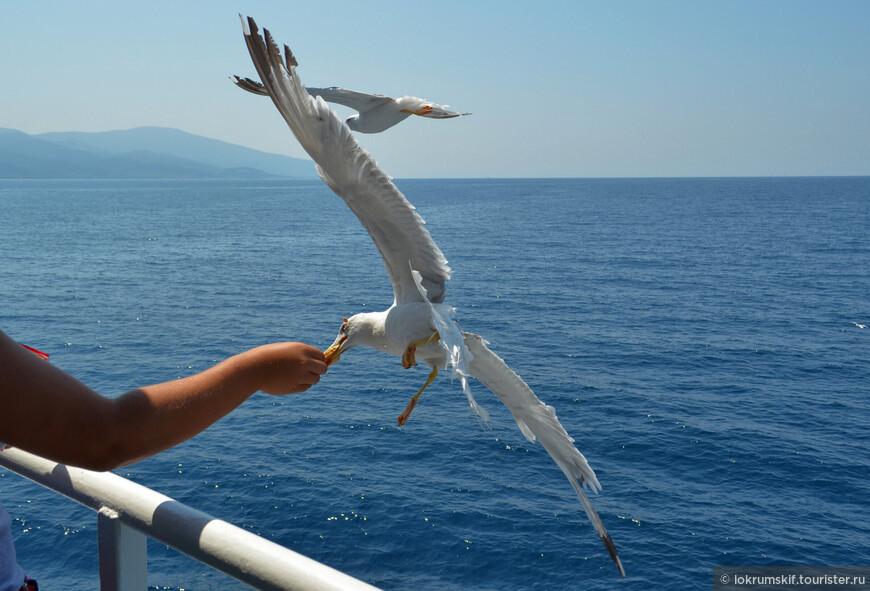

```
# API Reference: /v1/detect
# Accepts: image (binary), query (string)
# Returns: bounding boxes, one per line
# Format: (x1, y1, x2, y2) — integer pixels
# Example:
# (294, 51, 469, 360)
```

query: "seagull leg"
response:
(398, 366, 438, 426)
(397, 333, 442, 425)
(401, 333, 441, 369)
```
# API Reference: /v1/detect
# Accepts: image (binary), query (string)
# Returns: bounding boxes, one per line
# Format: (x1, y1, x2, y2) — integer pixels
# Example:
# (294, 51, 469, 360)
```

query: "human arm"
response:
(0, 328, 326, 471)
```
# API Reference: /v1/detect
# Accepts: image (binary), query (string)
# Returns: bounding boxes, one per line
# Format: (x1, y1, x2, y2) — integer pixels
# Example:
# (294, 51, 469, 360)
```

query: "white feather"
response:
(411, 268, 489, 423)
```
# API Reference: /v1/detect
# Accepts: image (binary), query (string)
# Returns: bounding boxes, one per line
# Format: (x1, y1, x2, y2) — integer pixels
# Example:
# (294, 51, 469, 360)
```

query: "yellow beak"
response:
(323, 336, 347, 366)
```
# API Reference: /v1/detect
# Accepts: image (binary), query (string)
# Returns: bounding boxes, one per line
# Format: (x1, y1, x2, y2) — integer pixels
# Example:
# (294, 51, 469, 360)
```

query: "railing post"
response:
(98, 507, 148, 591)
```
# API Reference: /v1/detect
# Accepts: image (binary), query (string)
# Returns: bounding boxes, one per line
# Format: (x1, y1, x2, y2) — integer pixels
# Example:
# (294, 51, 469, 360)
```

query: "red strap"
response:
(19, 343, 49, 361)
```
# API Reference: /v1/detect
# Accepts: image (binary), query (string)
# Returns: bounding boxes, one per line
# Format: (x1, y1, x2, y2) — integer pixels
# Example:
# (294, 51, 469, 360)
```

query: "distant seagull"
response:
(853, 322, 867, 329)
(232, 77, 470, 134)
(238, 16, 624, 578)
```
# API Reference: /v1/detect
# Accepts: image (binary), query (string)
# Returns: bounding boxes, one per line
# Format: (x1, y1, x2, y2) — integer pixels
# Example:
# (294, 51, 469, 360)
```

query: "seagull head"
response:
(323, 312, 386, 366)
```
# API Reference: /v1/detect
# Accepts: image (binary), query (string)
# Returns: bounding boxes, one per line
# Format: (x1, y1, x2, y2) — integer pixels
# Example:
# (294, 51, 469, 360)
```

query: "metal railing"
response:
(0, 447, 382, 591)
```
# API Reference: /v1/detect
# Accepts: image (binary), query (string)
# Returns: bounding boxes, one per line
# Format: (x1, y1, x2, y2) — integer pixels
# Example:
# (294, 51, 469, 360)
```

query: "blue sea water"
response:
(0, 176, 868, 590)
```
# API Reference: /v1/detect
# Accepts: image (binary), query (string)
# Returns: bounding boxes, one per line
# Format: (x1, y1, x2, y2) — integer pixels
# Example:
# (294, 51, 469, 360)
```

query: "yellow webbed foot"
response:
(397, 392, 421, 426)
(402, 344, 417, 369)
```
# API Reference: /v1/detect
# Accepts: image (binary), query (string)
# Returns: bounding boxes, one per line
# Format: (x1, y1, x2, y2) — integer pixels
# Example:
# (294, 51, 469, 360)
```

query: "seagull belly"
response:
(383, 302, 447, 363)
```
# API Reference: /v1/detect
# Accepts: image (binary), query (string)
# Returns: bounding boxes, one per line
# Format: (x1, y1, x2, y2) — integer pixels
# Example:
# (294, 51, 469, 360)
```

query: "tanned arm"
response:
(0, 328, 326, 471)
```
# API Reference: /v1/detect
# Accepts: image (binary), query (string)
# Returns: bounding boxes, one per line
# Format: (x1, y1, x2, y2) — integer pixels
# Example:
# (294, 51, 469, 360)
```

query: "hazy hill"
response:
(0, 127, 314, 179)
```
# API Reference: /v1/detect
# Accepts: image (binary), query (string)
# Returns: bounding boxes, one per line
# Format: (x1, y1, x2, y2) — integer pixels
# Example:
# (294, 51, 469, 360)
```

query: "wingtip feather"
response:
(283, 44, 299, 69)
(605, 534, 627, 578)
(573, 481, 625, 578)
(243, 15, 258, 37)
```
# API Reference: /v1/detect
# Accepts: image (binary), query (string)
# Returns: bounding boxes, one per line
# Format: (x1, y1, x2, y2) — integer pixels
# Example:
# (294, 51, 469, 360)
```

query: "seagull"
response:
(853, 322, 867, 329)
(238, 16, 625, 578)
(232, 76, 470, 134)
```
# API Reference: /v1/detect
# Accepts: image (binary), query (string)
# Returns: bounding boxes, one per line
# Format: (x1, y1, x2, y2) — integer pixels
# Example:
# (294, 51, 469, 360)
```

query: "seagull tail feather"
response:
(410, 268, 490, 423)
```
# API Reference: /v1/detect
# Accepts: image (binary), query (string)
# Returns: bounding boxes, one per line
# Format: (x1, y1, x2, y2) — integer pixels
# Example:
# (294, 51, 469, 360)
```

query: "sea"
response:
(0, 176, 868, 590)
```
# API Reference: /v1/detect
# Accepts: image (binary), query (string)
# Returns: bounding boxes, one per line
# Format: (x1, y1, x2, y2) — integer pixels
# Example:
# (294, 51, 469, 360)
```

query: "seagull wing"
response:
(232, 79, 398, 119)
(239, 16, 450, 304)
(231, 75, 268, 95)
(306, 87, 396, 114)
(463, 332, 626, 578)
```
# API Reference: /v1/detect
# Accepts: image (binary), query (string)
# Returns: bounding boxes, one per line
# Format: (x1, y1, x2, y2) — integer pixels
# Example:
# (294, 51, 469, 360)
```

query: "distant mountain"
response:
(0, 126, 315, 179)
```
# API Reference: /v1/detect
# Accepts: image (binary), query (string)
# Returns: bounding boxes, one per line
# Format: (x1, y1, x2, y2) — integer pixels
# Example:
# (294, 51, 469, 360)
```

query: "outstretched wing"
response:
(239, 16, 450, 304)
(463, 332, 626, 578)
(306, 87, 396, 114)
(232, 78, 401, 118)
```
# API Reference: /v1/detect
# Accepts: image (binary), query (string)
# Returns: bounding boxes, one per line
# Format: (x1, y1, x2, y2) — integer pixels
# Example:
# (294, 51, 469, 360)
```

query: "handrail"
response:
(0, 447, 383, 591)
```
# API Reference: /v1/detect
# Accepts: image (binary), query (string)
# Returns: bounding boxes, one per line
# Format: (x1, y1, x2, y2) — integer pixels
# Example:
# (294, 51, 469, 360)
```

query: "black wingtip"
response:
(602, 533, 626, 578)
(231, 75, 268, 96)
(284, 44, 299, 69)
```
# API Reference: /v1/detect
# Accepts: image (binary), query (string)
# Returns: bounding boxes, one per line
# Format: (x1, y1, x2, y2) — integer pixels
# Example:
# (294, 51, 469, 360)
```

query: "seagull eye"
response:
(340, 317, 349, 332)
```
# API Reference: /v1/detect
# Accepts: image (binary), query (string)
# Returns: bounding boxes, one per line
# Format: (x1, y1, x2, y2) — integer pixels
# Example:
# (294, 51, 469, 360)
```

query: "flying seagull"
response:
(238, 15, 625, 578)
(232, 76, 470, 134)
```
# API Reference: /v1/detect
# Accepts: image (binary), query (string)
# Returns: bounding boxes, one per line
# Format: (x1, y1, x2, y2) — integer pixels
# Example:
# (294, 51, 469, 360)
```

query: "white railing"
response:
(0, 447, 382, 591)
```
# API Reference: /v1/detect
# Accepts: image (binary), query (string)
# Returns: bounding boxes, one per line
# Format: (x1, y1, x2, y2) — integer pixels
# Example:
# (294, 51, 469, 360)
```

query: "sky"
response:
(1, 0, 868, 178)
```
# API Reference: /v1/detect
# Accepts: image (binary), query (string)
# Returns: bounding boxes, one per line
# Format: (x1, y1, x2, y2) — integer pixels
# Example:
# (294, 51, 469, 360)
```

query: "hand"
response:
(241, 342, 328, 395)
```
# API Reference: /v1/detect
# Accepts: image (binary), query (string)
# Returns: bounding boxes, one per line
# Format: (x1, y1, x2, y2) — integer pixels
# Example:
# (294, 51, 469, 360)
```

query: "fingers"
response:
(295, 350, 326, 392)
(306, 345, 328, 375)
(254, 342, 329, 395)
(299, 344, 327, 385)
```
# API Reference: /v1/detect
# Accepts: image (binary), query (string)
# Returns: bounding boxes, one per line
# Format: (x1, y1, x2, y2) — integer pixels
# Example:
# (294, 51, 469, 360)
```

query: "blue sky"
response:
(2, 1, 868, 178)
